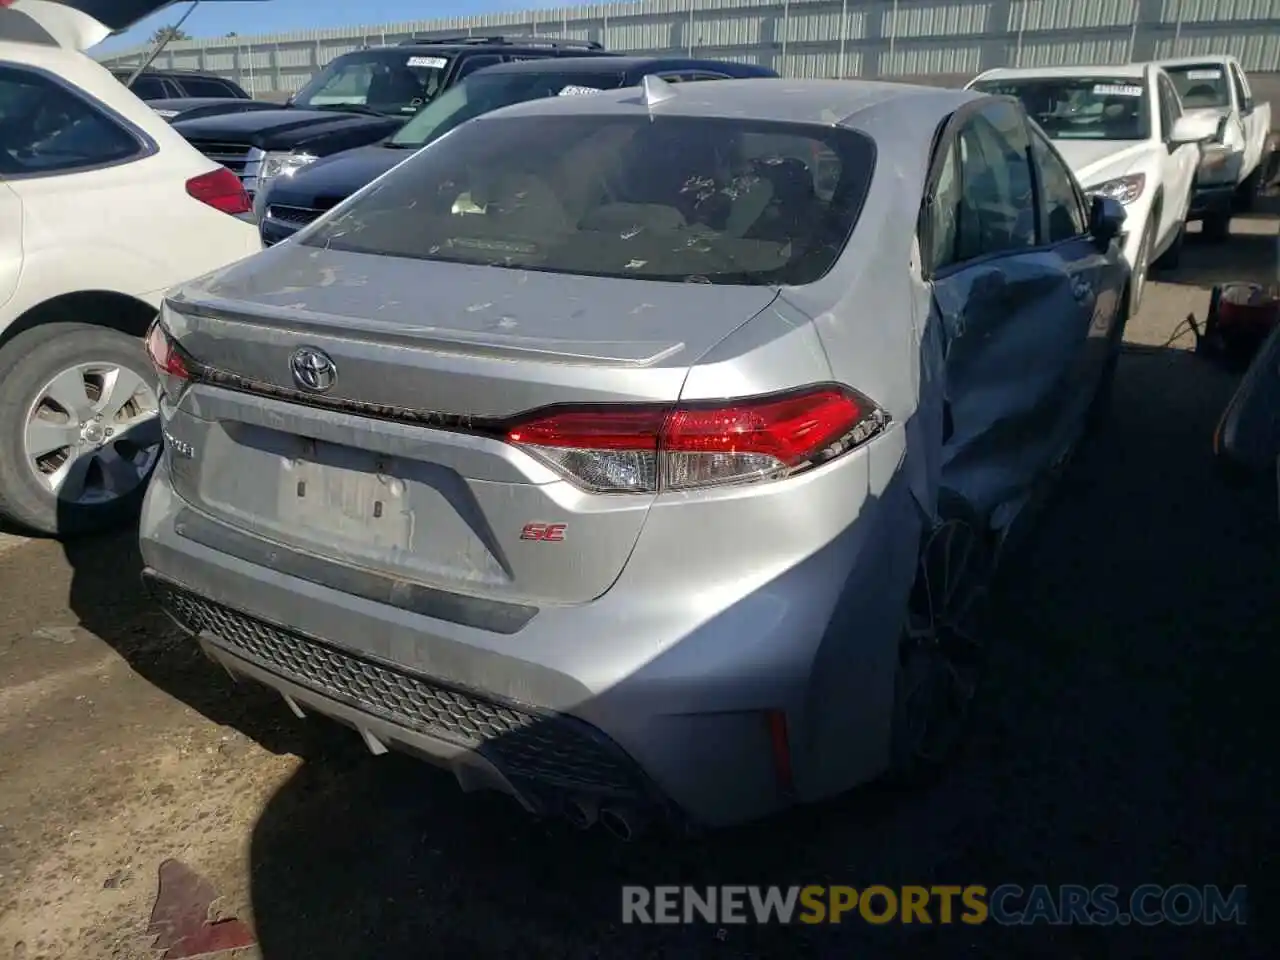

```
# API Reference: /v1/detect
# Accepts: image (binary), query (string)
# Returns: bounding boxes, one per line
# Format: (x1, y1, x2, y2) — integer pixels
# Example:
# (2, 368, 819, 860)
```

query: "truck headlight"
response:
(1087, 173, 1146, 206)
(260, 151, 318, 182)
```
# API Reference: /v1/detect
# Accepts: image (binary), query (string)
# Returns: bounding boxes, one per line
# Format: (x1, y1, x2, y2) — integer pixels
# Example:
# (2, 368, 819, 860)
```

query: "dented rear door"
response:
(922, 97, 1110, 520)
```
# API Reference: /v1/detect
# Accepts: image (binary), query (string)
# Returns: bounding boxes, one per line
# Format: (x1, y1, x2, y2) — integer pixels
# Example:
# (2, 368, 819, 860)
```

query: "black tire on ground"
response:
(1233, 168, 1260, 214)
(887, 491, 992, 787)
(0, 322, 158, 538)
(1201, 209, 1232, 242)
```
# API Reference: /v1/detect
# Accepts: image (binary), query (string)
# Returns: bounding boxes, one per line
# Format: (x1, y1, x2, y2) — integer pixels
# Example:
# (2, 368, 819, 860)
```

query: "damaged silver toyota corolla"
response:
(139, 77, 1130, 836)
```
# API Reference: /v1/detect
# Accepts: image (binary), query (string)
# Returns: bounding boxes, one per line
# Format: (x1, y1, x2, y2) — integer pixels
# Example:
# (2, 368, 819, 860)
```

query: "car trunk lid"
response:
(161, 244, 778, 609)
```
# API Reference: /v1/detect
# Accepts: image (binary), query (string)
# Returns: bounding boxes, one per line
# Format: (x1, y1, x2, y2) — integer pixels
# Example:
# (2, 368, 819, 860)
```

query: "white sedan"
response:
(967, 63, 1218, 314)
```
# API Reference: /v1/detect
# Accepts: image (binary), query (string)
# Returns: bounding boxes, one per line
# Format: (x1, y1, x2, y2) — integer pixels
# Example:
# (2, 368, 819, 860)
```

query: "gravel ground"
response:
(1, 217, 1276, 960)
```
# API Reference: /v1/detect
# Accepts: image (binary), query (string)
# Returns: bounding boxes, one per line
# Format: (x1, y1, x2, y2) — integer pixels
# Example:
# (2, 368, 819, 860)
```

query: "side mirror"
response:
(1169, 113, 1222, 146)
(1089, 195, 1126, 248)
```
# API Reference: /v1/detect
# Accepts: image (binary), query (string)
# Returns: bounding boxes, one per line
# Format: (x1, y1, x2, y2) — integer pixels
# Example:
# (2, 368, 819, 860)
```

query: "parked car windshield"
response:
(292, 50, 450, 116)
(1164, 64, 1232, 109)
(303, 113, 874, 286)
(971, 76, 1152, 140)
(388, 69, 628, 148)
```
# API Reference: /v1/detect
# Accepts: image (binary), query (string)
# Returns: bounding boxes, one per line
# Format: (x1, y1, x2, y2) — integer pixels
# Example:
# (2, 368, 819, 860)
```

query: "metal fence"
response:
(99, 0, 1280, 97)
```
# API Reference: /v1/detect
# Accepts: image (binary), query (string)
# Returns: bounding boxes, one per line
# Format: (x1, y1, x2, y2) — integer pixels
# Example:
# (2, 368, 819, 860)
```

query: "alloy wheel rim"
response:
(22, 362, 161, 506)
(899, 518, 989, 764)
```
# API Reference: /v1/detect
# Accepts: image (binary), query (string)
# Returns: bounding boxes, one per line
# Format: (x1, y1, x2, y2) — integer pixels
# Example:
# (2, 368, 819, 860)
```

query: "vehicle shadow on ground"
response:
(1160, 221, 1276, 293)
(59, 527, 341, 760)
(238, 343, 1276, 959)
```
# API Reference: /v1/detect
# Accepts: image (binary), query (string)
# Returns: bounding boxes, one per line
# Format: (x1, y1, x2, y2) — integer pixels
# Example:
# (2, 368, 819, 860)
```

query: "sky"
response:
(98, 0, 575, 54)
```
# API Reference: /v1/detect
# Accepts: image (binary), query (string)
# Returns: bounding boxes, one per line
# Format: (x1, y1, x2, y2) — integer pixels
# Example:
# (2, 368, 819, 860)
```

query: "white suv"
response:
(0, 1, 261, 536)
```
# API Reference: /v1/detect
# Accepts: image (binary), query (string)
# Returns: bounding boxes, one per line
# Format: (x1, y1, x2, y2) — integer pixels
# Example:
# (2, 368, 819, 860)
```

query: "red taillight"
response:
(145, 319, 191, 381)
(504, 385, 886, 493)
(185, 167, 251, 216)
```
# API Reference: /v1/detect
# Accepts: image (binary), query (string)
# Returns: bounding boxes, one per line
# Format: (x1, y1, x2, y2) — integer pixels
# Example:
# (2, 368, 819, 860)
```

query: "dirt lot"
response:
(1, 218, 1277, 959)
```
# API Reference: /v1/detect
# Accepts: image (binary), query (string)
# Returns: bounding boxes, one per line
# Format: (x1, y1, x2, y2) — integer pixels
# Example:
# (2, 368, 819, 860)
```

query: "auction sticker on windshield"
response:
(559, 85, 602, 96)
(1093, 84, 1143, 97)
(1186, 69, 1223, 80)
(407, 56, 448, 69)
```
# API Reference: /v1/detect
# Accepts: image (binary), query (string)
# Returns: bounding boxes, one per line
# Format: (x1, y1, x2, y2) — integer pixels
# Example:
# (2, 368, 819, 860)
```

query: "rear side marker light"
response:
(145, 320, 192, 381)
(766, 710, 795, 796)
(186, 166, 251, 216)
(504, 384, 888, 494)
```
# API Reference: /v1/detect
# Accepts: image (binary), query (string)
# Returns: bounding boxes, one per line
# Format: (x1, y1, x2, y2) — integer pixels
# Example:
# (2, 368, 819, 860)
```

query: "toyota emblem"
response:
(290, 347, 337, 393)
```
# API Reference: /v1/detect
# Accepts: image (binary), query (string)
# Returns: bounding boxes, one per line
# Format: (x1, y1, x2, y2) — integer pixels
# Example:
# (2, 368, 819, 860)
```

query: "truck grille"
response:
(266, 204, 323, 226)
(145, 576, 648, 797)
(191, 141, 255, 174)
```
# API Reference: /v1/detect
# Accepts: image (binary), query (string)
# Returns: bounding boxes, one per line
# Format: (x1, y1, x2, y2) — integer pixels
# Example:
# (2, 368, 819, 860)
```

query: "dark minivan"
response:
(258, 55, 779, 245)
(171, 35, 613, 207)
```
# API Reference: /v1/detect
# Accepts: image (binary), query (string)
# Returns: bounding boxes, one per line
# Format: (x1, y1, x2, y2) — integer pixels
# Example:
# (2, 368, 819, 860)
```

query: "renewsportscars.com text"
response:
(621, 884, 1249, 926)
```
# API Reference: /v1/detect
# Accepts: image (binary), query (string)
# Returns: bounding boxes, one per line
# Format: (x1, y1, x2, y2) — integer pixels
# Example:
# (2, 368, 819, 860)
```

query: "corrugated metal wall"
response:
(98, 0, 1280, 97)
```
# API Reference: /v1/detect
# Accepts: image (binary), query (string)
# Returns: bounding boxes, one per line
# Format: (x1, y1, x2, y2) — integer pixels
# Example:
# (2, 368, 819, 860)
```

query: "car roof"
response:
(111, 67, 230, 79)
(468, 77, 979, 129)
(392, 38, 605, 55)
(1154, 55, 1234, 68)
(472, 56, 772, 78)
(973, 63, 1148, 82)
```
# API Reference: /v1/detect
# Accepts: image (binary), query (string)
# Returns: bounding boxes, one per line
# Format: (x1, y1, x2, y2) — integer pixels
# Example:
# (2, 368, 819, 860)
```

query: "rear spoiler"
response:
(0, 1, 265, 53)
(0, 0, 121, 50)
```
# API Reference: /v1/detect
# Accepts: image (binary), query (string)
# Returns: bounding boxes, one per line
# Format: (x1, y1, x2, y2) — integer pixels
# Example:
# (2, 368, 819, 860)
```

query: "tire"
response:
(1201, 209, 1231, 243)
(887, 492, 993, 786)
(1233, 168, 1260, 214)
(0, 322, 162, 538)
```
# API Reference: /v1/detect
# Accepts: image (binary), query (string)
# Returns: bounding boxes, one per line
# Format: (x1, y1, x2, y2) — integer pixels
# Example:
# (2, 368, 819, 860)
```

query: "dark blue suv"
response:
(258, 55, 778, 245)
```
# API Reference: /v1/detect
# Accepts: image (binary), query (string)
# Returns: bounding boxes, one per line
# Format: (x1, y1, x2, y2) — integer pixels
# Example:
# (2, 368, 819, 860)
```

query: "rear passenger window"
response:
(0, 66, 145, 177)
(954, 103, 1036, 262)
(128, 76, 167, 100)
(180, 77, 239, 98)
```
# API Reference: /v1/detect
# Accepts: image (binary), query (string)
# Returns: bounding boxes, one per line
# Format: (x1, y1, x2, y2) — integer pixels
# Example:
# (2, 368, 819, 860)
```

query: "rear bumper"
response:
(139, 429, 918, 829)
(145, 571, 672, 816)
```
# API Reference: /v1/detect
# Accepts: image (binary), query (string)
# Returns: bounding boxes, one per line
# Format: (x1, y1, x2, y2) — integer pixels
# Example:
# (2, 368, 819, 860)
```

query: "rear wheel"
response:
(1201, 208, 1231, 243)
(0, 323, 161, 537)
(1233, 168, 1261, 213)
(888, 495, 992, 784)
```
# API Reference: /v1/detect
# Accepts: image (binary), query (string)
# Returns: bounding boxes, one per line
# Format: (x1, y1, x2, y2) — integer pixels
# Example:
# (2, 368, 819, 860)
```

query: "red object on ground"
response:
(146, 859, 257, 959)
(1217, 283, 1280, 332)
(1213, 283, 1280, 365)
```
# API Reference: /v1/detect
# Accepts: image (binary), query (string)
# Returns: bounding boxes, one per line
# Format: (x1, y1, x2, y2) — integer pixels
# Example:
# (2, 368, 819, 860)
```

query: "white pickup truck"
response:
(1157, 55, 1273, 240)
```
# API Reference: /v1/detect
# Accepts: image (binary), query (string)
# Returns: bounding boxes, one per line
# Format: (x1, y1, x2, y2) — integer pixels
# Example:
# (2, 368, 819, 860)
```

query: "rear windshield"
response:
(1164, 64, 1231, 109)
(388, 70, 628, 148)
(303, 114, 875, 286)
(970, 77, 1151, 140)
